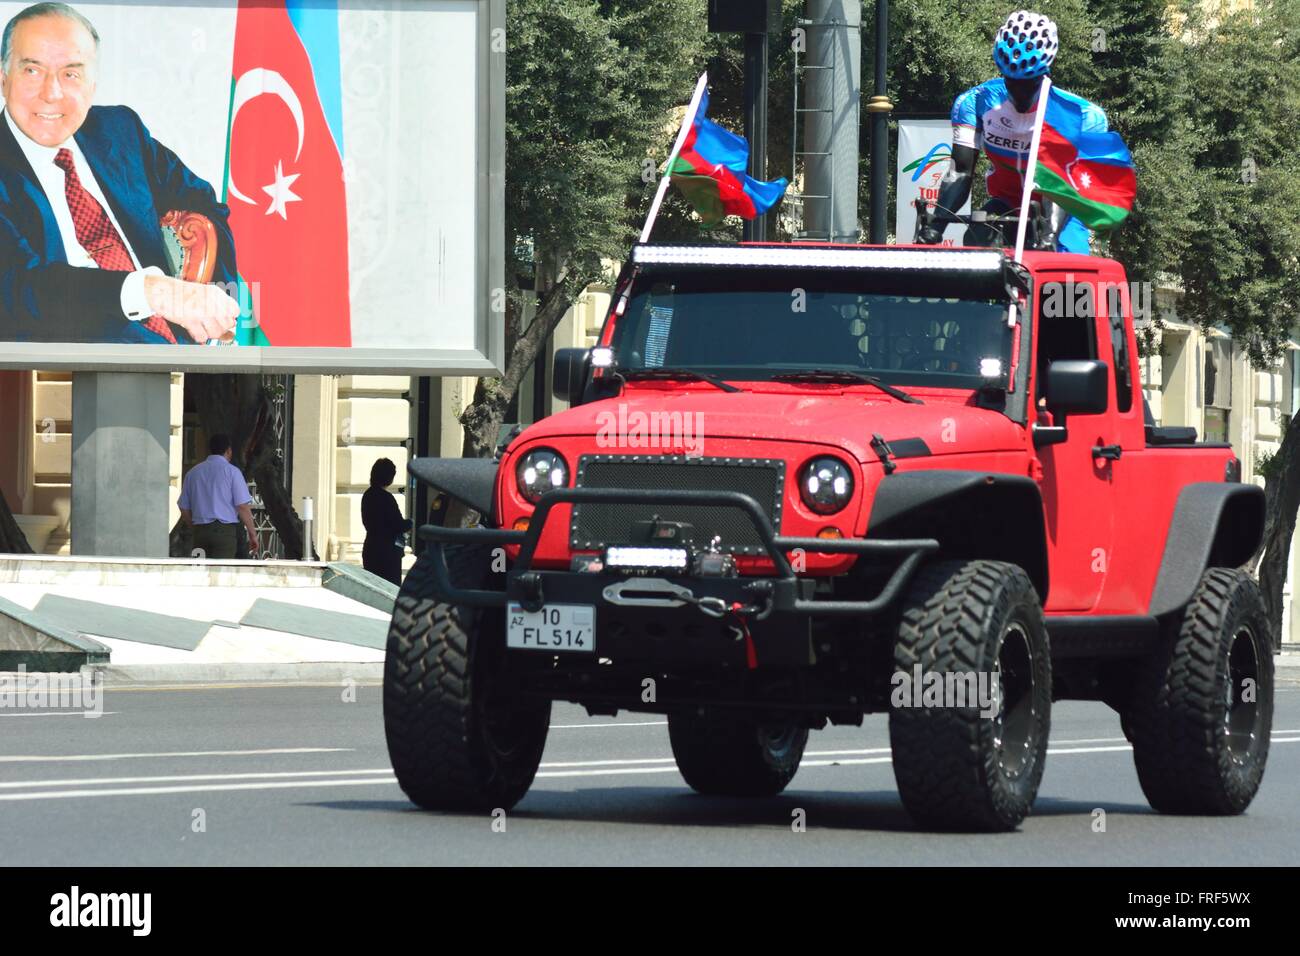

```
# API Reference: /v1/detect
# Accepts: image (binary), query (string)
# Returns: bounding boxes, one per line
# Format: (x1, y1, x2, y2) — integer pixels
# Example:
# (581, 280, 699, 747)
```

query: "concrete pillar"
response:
(71, 372, 172, 557)
(292, 375, 340, 561)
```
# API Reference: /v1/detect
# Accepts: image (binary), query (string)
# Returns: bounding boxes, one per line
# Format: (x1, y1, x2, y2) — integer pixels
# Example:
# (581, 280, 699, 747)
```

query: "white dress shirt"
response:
(3, 108, 160, 321)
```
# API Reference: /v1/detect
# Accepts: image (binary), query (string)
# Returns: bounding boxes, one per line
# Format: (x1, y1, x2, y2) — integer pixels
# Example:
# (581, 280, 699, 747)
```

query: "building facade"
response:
(2, 273, 1297, 642)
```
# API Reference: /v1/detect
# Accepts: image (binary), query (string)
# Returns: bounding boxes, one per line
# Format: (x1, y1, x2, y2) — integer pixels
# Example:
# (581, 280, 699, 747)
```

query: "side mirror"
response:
(552, 348, 591, 406)
(1045, 359, 1109, 418)
(1033, 359, 1109, 448)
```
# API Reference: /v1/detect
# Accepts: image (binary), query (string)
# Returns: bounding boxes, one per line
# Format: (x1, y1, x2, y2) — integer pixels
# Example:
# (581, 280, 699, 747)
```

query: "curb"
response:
(90, 662, 384, 686)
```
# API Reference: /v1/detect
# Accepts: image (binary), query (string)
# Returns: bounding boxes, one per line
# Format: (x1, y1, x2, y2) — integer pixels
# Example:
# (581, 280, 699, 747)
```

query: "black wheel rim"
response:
(992, 622, 1038, 778)
(759, 723, 801, 760)
(1225, 626, 1261, 764)
(480, 692, 539, 761)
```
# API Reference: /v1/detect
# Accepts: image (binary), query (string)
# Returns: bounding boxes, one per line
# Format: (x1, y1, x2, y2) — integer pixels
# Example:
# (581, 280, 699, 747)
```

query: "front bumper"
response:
(417, 487, 937, 619)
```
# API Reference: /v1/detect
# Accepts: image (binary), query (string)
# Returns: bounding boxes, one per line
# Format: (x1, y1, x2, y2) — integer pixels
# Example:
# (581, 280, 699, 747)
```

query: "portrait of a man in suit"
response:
(0, 2, 240, 344)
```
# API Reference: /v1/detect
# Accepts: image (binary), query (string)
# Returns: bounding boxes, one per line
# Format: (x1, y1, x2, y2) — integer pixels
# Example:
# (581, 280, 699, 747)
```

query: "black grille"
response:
(571, 455, 785, 555)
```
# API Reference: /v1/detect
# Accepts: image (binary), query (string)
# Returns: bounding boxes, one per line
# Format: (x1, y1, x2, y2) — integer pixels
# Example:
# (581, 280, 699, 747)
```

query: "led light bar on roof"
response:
(631, 245, 1005, 272)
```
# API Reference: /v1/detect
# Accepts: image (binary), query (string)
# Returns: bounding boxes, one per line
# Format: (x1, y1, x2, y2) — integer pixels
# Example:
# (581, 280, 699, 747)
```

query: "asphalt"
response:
(1, 683, 1298, 865)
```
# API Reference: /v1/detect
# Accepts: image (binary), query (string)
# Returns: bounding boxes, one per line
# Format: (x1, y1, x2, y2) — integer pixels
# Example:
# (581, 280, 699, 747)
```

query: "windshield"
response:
(611, 269, 1011, 390)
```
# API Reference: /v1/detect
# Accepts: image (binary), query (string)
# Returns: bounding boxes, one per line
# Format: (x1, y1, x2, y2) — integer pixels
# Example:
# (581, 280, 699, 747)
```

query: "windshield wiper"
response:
(618, 367, 741, 393)
(770, 369, 923, 404)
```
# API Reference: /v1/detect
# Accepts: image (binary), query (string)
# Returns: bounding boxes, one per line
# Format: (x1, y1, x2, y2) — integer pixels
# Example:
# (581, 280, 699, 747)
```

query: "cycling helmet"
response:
(993, 10, 1058, 79)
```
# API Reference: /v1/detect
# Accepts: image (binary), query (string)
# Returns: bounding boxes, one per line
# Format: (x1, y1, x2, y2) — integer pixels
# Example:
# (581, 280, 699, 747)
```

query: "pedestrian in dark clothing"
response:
(361, 458, 410, 585)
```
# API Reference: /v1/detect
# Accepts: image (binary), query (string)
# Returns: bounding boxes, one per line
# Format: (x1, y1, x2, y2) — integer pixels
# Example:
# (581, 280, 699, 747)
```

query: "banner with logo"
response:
(0, 0, 504, 374)
(896, 119, 969, 246)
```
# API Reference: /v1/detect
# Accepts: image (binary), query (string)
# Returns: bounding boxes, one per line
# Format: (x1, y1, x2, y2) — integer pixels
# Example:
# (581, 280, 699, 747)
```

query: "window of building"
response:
(1203, 337, 1233, 443)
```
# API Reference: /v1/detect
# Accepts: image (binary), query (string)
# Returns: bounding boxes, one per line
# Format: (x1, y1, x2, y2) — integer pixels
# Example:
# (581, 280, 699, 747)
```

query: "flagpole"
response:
(639, 72, 709, 244)
(1012, 75, 1052, 263)
(1005, 75, 1052, 338)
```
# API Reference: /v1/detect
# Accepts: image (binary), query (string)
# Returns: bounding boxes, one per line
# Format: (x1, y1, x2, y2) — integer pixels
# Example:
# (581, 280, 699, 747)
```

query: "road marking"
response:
(0, 778, 397, 801)
(550, 721, 668, 730)
(803, 757, 893, 767)
(542, 757, 677, 768)
(106, 682, 383, 693)
(1, 737, 1295, 801)
(0, 747, 352, 764)
(0, 712, 118, 718)
(536, 766, 681, 779)
(0, 769, 394, 790)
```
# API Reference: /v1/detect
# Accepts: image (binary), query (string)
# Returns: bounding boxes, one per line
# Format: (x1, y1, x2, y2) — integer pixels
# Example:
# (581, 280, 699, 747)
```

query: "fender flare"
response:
(866, 470, 1049, 601)
(408, 457, 498, 525)
(1147, 482, 1265, 619)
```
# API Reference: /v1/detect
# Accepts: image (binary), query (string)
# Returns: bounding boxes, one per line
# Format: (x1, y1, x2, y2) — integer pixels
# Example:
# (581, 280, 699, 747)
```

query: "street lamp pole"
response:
(866, 0, 893, 243)
(743, 30, 769, 242)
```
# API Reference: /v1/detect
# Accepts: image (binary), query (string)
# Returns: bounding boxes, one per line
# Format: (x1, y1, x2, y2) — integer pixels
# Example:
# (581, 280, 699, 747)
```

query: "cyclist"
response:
(916, 10, 1107, 253)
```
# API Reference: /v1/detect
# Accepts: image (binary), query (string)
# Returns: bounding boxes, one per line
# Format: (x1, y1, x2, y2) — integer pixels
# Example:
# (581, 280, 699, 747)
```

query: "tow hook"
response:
(516, 572, 545, 612)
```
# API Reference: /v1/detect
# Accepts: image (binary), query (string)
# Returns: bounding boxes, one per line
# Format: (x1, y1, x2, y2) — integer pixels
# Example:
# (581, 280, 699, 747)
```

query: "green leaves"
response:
(505, 0, 709, 286)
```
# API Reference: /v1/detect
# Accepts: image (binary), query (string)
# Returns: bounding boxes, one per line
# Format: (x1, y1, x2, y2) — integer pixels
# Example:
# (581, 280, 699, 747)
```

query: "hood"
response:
(517, 387, 1025, 463)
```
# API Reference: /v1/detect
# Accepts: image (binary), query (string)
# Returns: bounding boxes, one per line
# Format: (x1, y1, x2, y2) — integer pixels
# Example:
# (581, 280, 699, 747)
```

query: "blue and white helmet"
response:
(993, 10, 1058, 79)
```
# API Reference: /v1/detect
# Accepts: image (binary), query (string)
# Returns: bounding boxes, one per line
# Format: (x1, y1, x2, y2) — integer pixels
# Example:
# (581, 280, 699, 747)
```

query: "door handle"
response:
(1092, 444, 1122, 461)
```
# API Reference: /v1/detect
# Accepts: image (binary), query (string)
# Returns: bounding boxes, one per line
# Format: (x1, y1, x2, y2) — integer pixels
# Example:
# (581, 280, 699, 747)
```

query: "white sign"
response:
(895, 119, 970, 246)
(0, 0, 504, 375)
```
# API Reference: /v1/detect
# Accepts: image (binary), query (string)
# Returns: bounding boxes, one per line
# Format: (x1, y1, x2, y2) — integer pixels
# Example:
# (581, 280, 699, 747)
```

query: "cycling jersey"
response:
(951, 77, 1107, 254)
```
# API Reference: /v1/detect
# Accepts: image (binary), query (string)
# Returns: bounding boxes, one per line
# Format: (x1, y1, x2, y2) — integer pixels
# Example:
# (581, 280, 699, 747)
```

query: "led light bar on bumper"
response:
(605, 546, 690, 572)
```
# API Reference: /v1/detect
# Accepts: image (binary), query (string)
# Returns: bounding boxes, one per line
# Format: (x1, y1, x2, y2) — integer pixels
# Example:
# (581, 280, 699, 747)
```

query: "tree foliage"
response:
(1172, 0, 1300, 366)
(460, 0, 712, 458)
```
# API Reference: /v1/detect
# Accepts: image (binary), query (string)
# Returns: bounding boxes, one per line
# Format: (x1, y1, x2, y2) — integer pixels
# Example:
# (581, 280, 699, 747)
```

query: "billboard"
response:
(895, 118, 969, 247)
(0, 0, 504, 373)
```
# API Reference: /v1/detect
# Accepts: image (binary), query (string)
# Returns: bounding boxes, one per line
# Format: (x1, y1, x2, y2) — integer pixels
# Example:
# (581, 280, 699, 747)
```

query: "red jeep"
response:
(384, 242, 1272, 831)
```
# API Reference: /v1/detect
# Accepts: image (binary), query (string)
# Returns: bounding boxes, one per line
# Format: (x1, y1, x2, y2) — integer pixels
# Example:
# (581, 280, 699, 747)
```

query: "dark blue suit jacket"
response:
(0, 105, 238, 344)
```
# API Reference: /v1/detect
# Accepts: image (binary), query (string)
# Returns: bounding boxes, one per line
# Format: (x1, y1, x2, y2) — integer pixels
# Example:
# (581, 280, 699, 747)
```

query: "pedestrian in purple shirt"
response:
(178, 434, 260, 560)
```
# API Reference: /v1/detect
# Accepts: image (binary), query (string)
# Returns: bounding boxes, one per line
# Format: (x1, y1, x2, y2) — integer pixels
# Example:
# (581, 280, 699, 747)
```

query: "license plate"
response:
(506, 603, 595, 653)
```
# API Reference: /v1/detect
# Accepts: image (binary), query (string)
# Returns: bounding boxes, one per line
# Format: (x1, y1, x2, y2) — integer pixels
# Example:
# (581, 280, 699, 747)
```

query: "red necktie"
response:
(54, 147, 177, 343)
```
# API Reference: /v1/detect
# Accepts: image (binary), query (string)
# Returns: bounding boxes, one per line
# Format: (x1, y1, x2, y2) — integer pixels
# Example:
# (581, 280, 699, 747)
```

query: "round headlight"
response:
(800, 457, 854, 515)
(516, 448, 568, 503)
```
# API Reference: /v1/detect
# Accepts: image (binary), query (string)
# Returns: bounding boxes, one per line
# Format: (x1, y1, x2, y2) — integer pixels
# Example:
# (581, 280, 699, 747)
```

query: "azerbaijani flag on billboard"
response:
(1033, 88, 1136, 230)
(223, 0, 352, 346)
(669, 89, 788, 227)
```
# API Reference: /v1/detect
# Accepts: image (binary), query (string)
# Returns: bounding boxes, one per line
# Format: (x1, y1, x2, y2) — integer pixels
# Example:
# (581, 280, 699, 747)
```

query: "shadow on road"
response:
(303, 788, 1154, 833)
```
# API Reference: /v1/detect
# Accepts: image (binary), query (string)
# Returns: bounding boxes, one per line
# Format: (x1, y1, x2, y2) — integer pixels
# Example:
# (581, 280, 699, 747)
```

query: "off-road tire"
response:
(383, 544, 551, 812)
(890, 560, 1051, 832)
(668, 712, 808, 797)
(1129, 568, 1273, 815)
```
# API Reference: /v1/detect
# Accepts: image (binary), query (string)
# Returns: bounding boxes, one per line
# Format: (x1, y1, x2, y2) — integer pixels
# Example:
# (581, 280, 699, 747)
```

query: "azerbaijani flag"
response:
(1033, 89, 1136, 230)
(668, 90, 788, 227)
(223, 0, 352, 346)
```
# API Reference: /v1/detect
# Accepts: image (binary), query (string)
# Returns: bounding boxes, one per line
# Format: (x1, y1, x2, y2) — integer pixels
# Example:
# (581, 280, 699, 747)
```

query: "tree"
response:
(1172, 0, 1300, 646)
(458, 0, 712, 459)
